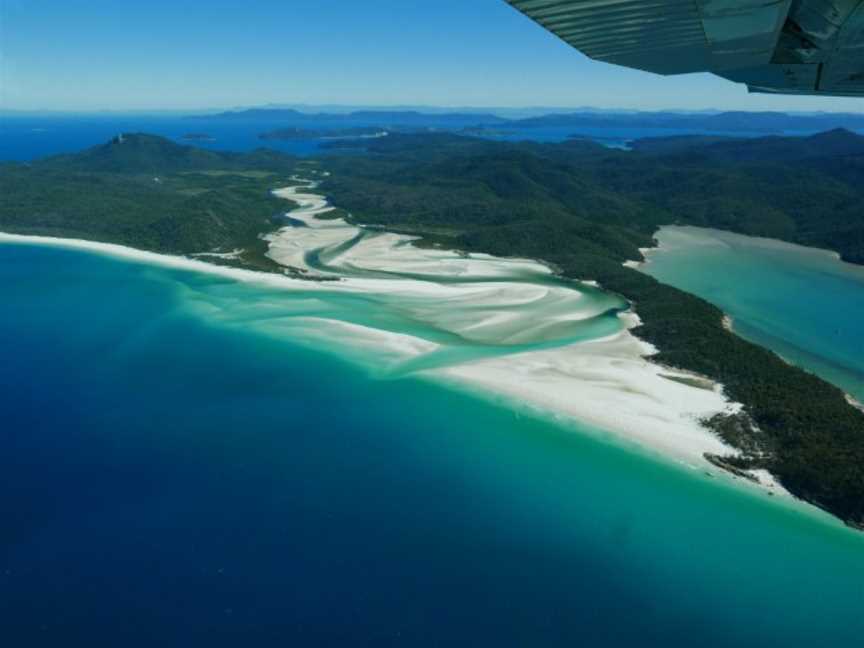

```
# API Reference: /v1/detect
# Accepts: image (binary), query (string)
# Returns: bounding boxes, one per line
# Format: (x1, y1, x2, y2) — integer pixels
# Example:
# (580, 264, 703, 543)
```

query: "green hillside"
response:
(1, 134, 298, 268)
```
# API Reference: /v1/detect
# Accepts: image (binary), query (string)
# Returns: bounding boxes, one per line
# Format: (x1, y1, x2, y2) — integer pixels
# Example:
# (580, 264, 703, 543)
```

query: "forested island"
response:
(2, 131, 863, 528)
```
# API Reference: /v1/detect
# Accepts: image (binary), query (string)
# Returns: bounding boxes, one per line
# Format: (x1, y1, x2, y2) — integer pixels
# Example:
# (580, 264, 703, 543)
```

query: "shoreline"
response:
(2, 235, 804, 511)
(643, 225, 864, 277)
(0, 189, 799, 503)
(626, 224, 864, 522)
(265, 180, 754, 467)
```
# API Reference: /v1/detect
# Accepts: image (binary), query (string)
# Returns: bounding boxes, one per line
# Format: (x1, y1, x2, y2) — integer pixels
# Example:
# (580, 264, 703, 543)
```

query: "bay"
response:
(2, 242, 863, 646)
(640, 226, 864, 402)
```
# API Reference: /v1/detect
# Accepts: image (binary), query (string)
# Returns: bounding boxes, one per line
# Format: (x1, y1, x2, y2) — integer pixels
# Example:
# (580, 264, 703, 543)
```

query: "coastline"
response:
(1, 182, 800, 504)
(2, 228, 804, 509)
(265, 181, 755, 468)
(642, 225, 864, 277)
(8, 124, 864, 644)
(639, 225, 864, 400)
(626, 224, 864, 524)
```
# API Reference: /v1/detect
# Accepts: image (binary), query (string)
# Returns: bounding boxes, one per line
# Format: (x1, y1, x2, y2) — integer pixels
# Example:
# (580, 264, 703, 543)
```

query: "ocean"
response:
(2, 241, 863, 646)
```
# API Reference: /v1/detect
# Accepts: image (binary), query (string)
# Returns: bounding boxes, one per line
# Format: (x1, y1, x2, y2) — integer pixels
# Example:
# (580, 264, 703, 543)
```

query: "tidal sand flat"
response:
(13, 172, 864, 518)
(0, 179, 747, 474)
(264, 180, 744, 469)
(2, 241, 864, 646)
(638, 226, 864, 402)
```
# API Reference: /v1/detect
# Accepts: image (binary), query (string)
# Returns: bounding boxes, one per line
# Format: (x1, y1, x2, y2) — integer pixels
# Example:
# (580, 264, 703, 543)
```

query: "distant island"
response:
(2, 130, 863, 529)
(258, 127, 388, 141)
(189, 107, 864, 134)
(192, 108, 509, 126)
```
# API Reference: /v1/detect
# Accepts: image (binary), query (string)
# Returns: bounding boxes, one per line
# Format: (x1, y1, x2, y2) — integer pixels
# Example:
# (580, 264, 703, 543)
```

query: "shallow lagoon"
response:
(640, 226, 864, 402)
(2, 242, 863, 646)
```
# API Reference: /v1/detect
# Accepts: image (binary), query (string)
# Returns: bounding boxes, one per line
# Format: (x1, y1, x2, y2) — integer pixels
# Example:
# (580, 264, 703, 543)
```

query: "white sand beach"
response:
(267, 179, 749, 470)
(1, 177, 783, 492)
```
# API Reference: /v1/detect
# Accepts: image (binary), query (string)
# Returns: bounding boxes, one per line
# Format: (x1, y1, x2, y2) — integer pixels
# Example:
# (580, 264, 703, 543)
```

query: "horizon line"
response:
(3, 104, 863, 116)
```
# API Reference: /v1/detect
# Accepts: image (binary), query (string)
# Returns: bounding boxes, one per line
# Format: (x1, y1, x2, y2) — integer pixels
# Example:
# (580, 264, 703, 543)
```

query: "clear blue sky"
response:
(2, 0, 863, 112)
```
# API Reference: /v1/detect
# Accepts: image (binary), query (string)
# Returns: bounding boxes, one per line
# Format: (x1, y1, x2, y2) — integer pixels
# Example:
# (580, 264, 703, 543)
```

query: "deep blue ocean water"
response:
(2, 243, 863, 647)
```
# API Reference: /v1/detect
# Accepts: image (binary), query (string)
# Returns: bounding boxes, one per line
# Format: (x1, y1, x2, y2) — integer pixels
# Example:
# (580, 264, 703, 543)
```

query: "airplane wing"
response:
(505, 1, 864, 97)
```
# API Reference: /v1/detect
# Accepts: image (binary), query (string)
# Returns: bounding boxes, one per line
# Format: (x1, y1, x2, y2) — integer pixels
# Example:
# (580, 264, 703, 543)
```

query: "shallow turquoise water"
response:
(2, 242, 863, 646)
(641, 226, 864, 402)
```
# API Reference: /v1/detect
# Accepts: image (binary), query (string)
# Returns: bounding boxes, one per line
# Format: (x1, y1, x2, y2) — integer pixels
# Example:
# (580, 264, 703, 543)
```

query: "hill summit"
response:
(43, 133, 230, 173)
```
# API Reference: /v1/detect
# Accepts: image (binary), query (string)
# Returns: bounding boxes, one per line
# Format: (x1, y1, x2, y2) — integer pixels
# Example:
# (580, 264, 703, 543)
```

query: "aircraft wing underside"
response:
(505, 0, 864, 97)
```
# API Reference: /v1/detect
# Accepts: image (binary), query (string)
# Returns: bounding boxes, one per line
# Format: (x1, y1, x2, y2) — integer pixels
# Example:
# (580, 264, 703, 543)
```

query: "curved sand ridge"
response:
(261, 177, 749, 472)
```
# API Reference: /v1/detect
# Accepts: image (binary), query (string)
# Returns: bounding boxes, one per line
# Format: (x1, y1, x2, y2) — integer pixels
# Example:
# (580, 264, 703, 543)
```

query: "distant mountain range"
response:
(192, 108, 510, 126)
(194, 108, 864, 134)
